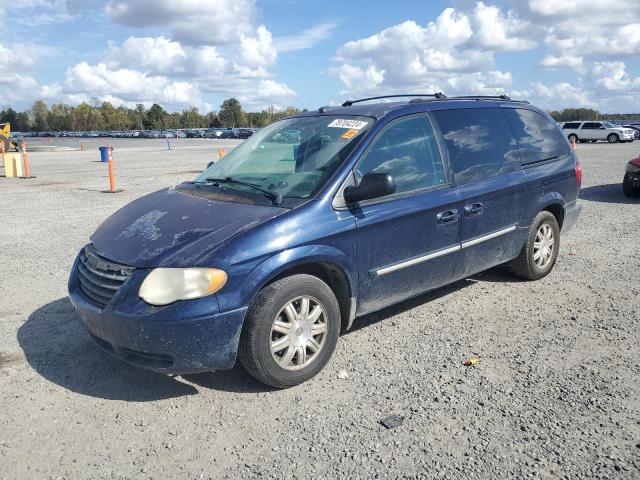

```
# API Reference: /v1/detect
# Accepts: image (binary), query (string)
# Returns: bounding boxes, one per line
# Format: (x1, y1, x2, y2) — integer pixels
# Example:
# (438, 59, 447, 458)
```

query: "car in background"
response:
(562, 121, 635, 143)
(623, 156, 640, 197)
(234, 128, 254, 139)
(622, 125, 640, 140)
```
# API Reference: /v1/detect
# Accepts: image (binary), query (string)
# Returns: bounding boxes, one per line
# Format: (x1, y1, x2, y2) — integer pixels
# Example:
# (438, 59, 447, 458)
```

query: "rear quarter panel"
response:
(521, 154, 579, 228)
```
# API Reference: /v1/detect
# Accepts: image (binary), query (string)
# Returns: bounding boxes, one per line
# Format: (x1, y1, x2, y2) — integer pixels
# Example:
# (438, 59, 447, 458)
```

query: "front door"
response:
(348, 114, 462, 315)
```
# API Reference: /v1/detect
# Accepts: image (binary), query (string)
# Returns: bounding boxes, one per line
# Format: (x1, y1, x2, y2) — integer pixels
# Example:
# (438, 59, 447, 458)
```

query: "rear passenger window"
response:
(355, 115, 446, 195)
(582, 122, 601, 129)
(433, 108, 519, 185)
(503, 108, 570, 164)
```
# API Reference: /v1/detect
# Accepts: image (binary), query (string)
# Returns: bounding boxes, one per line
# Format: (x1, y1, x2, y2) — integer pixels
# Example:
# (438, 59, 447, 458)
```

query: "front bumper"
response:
(68, 254, 247, 374)
(562, 200, 581, 233)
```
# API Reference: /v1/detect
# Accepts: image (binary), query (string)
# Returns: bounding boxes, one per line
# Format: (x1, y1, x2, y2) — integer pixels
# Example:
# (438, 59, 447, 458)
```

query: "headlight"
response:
(139, 268, 227, 306)
(626, 163, 640, 173)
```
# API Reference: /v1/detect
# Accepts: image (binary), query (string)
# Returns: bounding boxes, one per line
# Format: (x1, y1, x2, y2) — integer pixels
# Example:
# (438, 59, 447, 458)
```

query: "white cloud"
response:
(593, 61, 640, 93)
(470, 2, 537, 51)
(106, 0, 255, 46)
(238, 26, 277, 69)
(530, 82, 596, 109)
(109, 37, 187, 75)
(332, 7, 514, 98)
(539, 54, 584, 72)
(61, 62, 204, 108)
(275, 23, 338, 52)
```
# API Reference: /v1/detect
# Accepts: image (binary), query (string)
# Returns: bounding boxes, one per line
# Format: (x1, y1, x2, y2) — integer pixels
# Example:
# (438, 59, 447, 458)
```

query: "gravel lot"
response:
(0, 138, 638, 479)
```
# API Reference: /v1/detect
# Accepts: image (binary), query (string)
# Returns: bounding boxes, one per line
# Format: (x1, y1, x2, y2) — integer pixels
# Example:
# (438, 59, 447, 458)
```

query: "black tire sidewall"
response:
(243, 275, 340, 387)
(623, 175, 640, 197)
(608, 134, 619, 143)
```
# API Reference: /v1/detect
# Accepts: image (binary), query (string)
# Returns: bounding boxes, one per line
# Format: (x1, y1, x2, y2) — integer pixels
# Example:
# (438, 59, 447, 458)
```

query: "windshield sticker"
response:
(328, 119, 368, 130)
(341, 129, 360, 139)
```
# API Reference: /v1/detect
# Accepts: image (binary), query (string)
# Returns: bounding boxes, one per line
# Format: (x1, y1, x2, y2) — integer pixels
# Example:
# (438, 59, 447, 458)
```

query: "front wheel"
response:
(608, 133, 619, 143)
(238, 274, 341, 388)
(623, 175, 640, 197)
(510, 211, 560, 280)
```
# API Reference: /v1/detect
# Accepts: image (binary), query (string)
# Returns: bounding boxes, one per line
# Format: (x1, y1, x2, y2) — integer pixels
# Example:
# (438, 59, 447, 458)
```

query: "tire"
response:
(578, 139, 587, 143)
(238, 274, 341, 388)
(510, 211, 561, 280)
(607, 133, 619, 143)
(567, 134, 578, 144)
(623, 175, 640, 197)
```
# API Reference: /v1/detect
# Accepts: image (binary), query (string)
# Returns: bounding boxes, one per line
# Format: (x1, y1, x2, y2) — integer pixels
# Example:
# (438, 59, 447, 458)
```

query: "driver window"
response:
(355, 115, 446, 195)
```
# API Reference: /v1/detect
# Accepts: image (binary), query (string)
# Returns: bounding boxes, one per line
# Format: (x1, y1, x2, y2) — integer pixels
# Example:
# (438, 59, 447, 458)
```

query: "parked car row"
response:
(186, 128, 257, 139)
(15, 128, 260, 139)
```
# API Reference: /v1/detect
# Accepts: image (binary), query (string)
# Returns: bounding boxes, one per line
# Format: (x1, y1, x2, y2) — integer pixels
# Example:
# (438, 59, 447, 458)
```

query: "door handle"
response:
(464, 202, 484, 216)
(437, 209, 459, 224)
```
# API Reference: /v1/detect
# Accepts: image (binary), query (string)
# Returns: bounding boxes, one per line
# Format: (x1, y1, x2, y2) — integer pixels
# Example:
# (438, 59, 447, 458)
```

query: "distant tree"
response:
(48, 103, 74, 131)
(73, 102, 92, 131)
(146, 103, 167, 129)
(14, 112, 32, 131)
(218, 98, 246, 127)
(31, 100, 49, 131)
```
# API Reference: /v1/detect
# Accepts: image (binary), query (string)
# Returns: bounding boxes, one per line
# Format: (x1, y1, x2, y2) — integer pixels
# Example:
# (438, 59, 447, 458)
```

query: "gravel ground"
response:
(0, 138, 638, 479)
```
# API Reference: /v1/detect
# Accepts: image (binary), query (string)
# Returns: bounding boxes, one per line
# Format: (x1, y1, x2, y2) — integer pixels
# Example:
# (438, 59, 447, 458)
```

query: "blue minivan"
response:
(68, 94, 582, 387)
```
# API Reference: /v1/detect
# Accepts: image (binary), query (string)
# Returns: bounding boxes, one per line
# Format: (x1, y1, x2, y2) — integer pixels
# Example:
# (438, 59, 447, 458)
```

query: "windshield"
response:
(195, 115, 373, 205)
(602, 121, 617, 128)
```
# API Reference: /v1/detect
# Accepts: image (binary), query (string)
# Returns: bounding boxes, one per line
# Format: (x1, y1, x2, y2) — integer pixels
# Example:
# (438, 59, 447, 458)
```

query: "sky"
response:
(1, 0, 640, 113)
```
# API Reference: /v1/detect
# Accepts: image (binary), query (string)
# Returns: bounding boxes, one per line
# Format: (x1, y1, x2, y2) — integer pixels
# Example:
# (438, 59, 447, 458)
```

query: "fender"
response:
(238, 244, 357, 306)
(531, 192, 565, 226)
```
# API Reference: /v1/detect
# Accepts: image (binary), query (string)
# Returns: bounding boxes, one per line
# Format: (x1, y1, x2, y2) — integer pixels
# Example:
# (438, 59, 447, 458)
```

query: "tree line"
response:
(548, 108, 640, 122)
(3, 101, 638, 132)
(0, 98, 305, 132)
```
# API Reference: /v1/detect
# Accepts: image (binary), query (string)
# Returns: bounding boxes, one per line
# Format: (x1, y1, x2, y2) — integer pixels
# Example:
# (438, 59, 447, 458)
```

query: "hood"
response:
(91, 187, 287, 268)
(629, 156, 640, 168)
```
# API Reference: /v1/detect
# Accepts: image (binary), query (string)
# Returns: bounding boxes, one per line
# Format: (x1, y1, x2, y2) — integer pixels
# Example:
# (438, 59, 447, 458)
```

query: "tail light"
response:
(575, 158, 583, 189)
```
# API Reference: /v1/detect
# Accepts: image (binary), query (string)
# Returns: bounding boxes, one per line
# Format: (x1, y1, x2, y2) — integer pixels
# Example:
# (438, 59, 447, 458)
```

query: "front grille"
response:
(77, 245, 134, 309)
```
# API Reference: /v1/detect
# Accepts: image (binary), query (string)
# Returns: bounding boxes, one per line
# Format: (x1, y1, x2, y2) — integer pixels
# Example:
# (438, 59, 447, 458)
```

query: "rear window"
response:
(503, 108, 570, 165)
(581, 122, 601, 129)
(562, 122, 581, 129)
(432, 108, 520, 185)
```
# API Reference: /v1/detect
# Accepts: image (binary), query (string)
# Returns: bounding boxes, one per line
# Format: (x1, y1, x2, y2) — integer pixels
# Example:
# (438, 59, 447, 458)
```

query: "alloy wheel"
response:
(533, 223, 555, 269)
(270, 296, 327, 371)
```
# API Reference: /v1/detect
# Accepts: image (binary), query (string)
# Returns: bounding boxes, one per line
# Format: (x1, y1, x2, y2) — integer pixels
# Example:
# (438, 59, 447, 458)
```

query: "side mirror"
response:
(207, 160, 214, 168)
(344, 172, 396, 204)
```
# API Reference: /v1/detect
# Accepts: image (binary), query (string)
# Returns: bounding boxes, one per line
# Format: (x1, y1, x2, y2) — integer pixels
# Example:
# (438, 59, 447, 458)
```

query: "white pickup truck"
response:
(561, 121, 635, 143)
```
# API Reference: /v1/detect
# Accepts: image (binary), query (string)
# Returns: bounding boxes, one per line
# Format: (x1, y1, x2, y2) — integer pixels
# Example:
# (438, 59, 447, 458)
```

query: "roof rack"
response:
(446, 95, 529, 104)
(450, 95, 511, 100)
(341, 93, 447, 107)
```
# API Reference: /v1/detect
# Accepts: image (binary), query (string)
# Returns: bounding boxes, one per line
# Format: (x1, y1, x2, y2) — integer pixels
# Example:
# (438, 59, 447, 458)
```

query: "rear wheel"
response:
(567, 134, 578, 144)
(608, 133, 619, 143)
(510, 211, 560, 280)
(238, 274, 340, 388)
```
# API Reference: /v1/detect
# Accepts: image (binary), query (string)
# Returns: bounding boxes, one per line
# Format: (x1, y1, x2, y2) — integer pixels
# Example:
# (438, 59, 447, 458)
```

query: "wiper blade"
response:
(203, 177, 283, 206)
